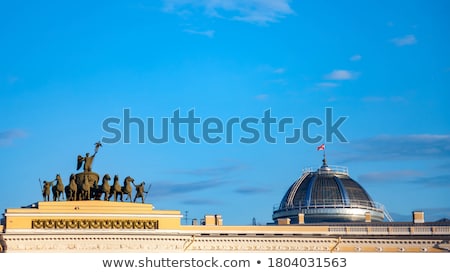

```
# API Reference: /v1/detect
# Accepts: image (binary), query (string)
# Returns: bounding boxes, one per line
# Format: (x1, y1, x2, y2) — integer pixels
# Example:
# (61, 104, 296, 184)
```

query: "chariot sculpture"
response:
(40, 141, 150, 203)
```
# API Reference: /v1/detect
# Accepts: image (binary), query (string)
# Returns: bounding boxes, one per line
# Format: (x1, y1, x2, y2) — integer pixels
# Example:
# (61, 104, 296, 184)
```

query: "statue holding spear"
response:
(132, 181, 151, 203)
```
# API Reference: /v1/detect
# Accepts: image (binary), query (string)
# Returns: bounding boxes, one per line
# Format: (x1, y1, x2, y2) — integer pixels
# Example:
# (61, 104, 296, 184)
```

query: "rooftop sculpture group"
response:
(40, 142, 149, 203)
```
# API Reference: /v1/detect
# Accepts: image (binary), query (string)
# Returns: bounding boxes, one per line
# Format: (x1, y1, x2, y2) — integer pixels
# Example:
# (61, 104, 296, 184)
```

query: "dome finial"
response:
(322, 156, 328, 167)
(317, 143, 328, 169)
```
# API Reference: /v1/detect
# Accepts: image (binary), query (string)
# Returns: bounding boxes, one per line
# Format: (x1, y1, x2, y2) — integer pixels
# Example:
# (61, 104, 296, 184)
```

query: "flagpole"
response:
(317, 143, 326, 165)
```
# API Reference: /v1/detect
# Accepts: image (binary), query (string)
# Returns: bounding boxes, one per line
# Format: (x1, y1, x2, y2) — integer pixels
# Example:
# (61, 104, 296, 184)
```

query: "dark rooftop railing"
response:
(302, 165, 349, 175)
(274, 199, 386, 213)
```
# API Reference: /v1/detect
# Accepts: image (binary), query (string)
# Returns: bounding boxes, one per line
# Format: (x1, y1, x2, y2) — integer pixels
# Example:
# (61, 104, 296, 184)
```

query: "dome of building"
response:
(272, 158, 388, 224)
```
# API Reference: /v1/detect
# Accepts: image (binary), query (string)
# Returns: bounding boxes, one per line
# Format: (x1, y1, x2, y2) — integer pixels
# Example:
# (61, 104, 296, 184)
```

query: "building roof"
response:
(273, 157, 387, 223)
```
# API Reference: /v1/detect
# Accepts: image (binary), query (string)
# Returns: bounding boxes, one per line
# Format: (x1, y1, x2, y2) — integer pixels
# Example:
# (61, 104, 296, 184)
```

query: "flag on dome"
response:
(317, 144, 325, 151)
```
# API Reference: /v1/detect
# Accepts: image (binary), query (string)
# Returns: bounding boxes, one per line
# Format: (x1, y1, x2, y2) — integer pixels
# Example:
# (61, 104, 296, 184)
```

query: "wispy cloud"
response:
(170, 164, 246, 176)
(154, 163, 247, 198)
(388, 212, 409, 222)
(182, 198, 222, 206)
(267, 78, 287, 85)
(7, 75, 19, 84)
(361, 96, 386, 103)
(316, 82, 339, 88)
(327, 96, 338, 102)
(255, 94, 269, 101)
(339, 134, 450, 162)
(392, 208, 450, 222)
(273, 68, 286, 74)
(391, 34, 417, 46)
(419, 208, 450, 221)
(257, 64, 286, 74)
(358, 170, 424, 184)
(151, 178, 229, 197)
(0, 129, 27, 146)
(361, 96, 407, 103)
(408, 174, 450, 188)
(163, 0, 295, 25)
(325, 69, 359, 80)
(350, 54, 362, 61)
(183, 29, 215, 38)
(234, 186, 271, 194)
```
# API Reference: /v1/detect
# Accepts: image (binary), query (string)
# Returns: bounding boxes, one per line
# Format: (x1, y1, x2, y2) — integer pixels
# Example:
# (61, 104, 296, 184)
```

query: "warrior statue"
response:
(132, 181, 148, 204)
(77, 141, 102, 172)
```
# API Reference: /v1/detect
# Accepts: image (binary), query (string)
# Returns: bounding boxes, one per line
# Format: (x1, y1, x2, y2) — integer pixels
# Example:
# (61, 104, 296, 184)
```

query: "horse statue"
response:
(99, 174, 111, 201)
(90, 175, 101, 200)
(122, 176, 134, 202)
(65, 174, 78, 201)
(42, 180, 54, 201)
(79, 173, 91, 200)
(52, 174, 65, 201)
(110, 175, 123, 201)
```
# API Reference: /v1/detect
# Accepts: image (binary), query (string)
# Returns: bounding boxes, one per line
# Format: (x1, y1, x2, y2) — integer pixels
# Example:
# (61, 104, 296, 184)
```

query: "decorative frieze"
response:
(31, 219, 158, 230)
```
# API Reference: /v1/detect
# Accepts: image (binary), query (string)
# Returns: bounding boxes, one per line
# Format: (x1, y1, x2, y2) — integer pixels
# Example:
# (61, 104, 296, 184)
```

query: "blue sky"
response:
(1, 0, 449, 225)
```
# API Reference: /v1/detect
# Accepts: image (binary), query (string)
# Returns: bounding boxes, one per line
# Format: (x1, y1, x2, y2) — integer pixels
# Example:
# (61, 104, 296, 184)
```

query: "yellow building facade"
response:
(1, 200, 449, 253)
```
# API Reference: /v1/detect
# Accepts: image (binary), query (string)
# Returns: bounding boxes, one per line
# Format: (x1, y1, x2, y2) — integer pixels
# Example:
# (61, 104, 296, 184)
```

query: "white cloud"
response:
(339, 134, 450, 162)
(255, 94, 269, 100)
(359, 170, 424, 183)
(327, 96, 338, 102)
(316, 82, 339, 88)
(235, 186, 271, 194)
(362, 96, 407, 103)
(391, 34, 417, 46)
(0, 129, 27, 146)
(325, 69, 358, 80)
(183, 29, 215, 38)
(350, 54, 361, 61)
(257, 65, 286, 74)
(7, 75, 19, 84)
(361, 96, 386, 102)
(267, 79, 287, 85)
(163, 0, 294, 24)
(273, 67, 285, 74)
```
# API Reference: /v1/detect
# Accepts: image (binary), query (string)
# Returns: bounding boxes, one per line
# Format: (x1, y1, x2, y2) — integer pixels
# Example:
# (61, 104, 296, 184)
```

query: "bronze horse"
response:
(110, 175, 134, 202)
(65, 174, 77, 201)
(110, 175, 122, 201)
(79, 173, 91, 200)
(52, 174, 65, 201)
(99, 174, 111, 201)
(122, 176, 134, 202)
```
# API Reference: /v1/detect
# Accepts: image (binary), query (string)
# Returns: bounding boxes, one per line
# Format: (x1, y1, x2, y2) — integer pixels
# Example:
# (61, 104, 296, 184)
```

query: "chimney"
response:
(412, 211, 425, 224)
(298, 213, 305, 224)
(204, 215, 215, 225)
(215, 214, 223, 226)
